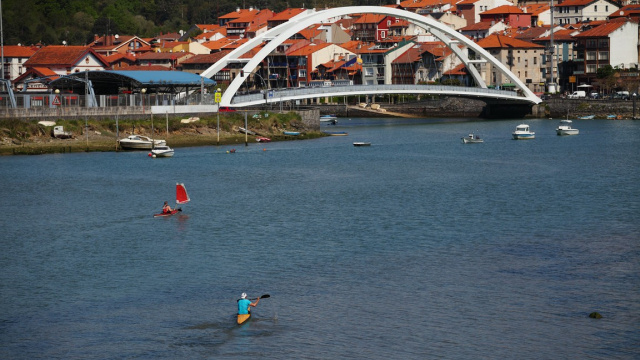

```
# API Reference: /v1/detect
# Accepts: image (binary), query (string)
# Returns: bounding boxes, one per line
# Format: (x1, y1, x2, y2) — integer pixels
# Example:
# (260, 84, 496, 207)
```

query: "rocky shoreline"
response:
(0, 112, 323, 156)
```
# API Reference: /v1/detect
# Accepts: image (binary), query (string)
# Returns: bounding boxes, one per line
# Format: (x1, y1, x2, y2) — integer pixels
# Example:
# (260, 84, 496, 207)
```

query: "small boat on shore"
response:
(52, 126, 73, 139)
(150, 145, 175, 157)
(119, 135, 166, 150)
(556, 119, 579, 136)
(353, 142, 371, 147)
(462, 133, 483, 144)
(238, 127, 256, 135)
(512, 124, 535, 140)
(283, 131, 300, 136)
(578, 115, 595, 120)
(256, 137, 271, 142)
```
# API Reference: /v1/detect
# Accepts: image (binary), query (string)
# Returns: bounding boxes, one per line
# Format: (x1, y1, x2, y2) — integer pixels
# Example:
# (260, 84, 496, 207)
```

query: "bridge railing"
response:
(231, 84, 520, 105)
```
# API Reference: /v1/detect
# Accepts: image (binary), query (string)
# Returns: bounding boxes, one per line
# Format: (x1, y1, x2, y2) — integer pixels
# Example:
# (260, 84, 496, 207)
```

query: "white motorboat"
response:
(512, 124, 535, 140)
(462, 133, 483, 143)
(150, 145, 174, 157)
(320, 115, 338, 124)
(353, 142, 371, 147)
(119, 135, 166, 150)
(556, 119, 579, 136)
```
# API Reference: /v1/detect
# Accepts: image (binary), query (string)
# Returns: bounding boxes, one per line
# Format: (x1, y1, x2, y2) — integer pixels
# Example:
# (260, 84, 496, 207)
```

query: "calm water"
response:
(1, 118, 638, 359)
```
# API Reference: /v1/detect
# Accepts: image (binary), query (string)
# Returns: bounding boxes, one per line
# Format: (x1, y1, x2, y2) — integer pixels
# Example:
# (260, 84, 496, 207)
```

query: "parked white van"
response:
(567, 91, 586, 99)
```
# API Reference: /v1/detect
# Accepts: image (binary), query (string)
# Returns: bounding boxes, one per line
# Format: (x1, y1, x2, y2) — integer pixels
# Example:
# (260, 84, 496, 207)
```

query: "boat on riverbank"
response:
(52, 126, 73, 139)
(119, 135, 166, 150)
(320, 115, 338, 124)
(283, 131, 300, 136)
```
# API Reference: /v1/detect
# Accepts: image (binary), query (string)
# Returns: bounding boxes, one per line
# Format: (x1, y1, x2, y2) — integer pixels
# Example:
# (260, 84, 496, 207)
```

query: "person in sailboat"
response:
(162, 201, 173, 214)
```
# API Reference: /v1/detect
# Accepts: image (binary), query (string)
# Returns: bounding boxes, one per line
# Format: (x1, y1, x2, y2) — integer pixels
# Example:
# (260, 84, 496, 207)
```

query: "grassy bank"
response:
(0, 111, 324, 156)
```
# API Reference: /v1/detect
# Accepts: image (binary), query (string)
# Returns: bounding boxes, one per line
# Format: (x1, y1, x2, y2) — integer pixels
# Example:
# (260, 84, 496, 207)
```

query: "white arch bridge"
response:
(201, 6, 542, 108)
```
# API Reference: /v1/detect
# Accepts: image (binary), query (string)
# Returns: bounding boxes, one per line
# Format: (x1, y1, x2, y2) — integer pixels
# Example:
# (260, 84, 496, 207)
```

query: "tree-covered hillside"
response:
(1, 0, 390, 46)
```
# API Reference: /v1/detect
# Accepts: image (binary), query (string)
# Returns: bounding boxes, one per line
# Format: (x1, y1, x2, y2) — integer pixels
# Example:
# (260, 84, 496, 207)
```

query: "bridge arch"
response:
(202, 7, 541, 107)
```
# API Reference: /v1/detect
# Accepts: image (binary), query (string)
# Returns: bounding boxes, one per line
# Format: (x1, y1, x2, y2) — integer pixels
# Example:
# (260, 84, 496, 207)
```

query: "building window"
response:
(594, 5, 597, 11)
(587, 51, 597, 60)
(534, 57, 537, 65)
(586, 64, 597, 73)
(299, 69, 306, 78)
(598, 51, 609, 60)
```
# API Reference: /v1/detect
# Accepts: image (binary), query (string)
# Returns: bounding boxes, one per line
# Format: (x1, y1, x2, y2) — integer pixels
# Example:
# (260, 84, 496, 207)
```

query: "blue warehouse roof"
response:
(106, 70, 216, 86)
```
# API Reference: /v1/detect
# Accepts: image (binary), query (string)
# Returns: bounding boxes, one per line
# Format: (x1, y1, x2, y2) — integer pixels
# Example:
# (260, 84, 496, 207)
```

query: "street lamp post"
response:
(215, 88, 221, 146)
(141, 88, 146, 114)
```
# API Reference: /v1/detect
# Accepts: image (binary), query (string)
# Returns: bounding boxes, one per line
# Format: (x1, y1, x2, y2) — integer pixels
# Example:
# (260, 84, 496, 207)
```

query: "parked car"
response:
(613, 91, 630, 100)
(567, 90, 586, 99)
(219, 106, 237, 112)
(589, 92, 600, 99)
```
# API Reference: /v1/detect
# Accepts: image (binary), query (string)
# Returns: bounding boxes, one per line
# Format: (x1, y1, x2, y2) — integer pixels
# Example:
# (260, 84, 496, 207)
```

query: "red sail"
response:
(176, 183, 190, 204)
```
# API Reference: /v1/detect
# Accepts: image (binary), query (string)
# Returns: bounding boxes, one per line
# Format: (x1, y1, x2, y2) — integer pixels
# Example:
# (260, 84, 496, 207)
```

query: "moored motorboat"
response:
(512, 124, 535, 140)
(462, 133, 483, 143)
(323, 131, 348, 136)
(320, 115, 338, 124)
(353, 142, 371, 146)
(119, 135, 166, 150)
(556, 119, 579, 136)
(283, 131, 300, 136)
(578, 115, 595, 120)
(150, 145, 175, 157)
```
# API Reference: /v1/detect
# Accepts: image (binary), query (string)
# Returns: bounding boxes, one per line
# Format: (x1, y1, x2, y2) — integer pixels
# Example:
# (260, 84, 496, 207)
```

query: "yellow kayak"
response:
(237, 313, 251, 325)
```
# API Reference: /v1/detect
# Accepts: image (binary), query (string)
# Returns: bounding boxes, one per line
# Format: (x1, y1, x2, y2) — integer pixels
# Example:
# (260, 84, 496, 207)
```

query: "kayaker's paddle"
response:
(250, 294, 270, 300)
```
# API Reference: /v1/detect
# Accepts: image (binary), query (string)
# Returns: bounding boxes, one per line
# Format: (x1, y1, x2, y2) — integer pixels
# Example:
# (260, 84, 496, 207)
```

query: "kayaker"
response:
(162, 201, 172, 214)
(237, 292, 260, 315)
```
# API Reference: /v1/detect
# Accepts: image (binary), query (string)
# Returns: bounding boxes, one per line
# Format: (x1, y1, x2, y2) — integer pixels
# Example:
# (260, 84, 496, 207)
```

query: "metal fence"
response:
(0, 92, 217, 109)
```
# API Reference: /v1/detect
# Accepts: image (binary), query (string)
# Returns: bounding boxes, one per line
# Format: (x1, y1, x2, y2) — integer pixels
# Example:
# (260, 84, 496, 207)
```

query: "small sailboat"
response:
(154, 183, 190, 217)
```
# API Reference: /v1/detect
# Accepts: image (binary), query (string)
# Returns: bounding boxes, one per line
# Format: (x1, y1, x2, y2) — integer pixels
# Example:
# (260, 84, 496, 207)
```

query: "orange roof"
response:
(609, 5, 640, 18)
(443, 63, 467, 75)
(2, 45, 37, 58)
(219, 9, 258, 19)
(457, 0, 481, 5)
(181, 51, 231, 64)
(194, 28, 227, 40)
(354, 14, 386, 24)
(31, 67, 58, 77)
(389, 19, 410, 28)
(536, 29, 577, 42)
(118, 66, 172, 71)
(476, 34, 544, 49)
(525, 4, 550, 16)
(270, 8, 307, 21)
(137, 52, 193, 60)
(287, 43, 332, 56)
(573, 20, 629, 38)
(298, 25, 325, 40)
(400, 0, 456, 9)
(460, 21, 494, 31)
(202, 38, 241, 51)
(481, 5, 525, 15)
(24, 46, 108, 67)
(555, 0, 596, 7)
(103, 53, 137, 64)
(197, 24, 222, 32)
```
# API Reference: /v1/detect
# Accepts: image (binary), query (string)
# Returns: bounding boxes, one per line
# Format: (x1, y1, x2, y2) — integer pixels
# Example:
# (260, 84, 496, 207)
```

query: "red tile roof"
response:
(287, 43, 332, 56)
(354, 14, 386, 24)
(270, 8, 307, 21)
(480, 5, 525, 15)
(24, 46, 108, 67)
(573, 20, 628, 37)
(555, 0, 596, 7)
(1, 45, 37, 58)
(181, 51, 232, 64)
(476, 34, 544, 49)
(609, 5, 640, 18)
